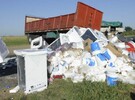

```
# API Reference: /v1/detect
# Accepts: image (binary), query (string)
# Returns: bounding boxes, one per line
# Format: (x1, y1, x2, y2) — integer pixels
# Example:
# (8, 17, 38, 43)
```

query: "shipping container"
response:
(25, 2, 103, 43)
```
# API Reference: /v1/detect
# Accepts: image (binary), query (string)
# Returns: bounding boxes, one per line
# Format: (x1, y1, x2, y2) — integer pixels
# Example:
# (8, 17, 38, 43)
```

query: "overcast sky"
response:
(0, 0, 135, 36)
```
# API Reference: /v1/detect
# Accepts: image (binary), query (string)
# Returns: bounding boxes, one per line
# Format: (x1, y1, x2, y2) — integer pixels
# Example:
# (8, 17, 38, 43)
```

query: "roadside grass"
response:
(123, 30, 135, 37)
(2, 36, 30, 56)
(3, 79, 135, 100)
(2, 36, 29, 46)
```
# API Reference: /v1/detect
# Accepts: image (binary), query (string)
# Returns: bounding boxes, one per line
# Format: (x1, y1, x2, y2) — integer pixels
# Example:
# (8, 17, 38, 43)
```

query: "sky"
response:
(0, 0, 135, 36)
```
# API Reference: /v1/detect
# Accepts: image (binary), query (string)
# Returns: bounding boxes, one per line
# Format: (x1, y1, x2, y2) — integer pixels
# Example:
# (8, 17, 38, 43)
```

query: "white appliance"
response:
(10, 49, 48, 94)
(0, 37, 9, 63)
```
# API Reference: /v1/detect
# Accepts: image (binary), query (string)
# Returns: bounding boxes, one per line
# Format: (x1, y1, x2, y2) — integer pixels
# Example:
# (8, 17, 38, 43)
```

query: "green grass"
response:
(5, 79, 135, 100)
(123, 30, 135, 37)
(2, 36, 29, 46)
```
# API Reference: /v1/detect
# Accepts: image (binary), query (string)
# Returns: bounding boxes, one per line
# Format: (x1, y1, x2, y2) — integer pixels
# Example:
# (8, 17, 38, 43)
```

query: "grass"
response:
(3, 79, 135, 100)
(2, 36, 29, 46)
(123, 30, 135, 37)
(1, 36, 30, 56)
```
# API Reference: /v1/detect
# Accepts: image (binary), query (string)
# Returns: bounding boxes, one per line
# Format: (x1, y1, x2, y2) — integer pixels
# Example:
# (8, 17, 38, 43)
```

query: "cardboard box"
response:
(106, 42, 122, 57)
(83, 38, 93, 52)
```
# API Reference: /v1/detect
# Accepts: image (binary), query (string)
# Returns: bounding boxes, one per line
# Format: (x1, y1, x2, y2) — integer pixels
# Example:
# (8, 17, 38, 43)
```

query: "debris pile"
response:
(47, 26, 135, 85)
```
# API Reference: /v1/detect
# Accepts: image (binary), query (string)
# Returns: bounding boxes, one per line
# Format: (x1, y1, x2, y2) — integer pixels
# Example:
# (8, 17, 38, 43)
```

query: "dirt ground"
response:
(0, 45, 30, 98)
(7, 45, 30, 56)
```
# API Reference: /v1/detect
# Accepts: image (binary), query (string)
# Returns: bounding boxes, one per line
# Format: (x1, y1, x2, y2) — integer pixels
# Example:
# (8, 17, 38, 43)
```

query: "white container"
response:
(11, 49, 48, 94)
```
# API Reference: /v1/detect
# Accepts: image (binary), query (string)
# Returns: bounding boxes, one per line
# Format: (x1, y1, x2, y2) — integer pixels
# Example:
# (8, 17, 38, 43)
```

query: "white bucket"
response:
(106, 72, 118, 86)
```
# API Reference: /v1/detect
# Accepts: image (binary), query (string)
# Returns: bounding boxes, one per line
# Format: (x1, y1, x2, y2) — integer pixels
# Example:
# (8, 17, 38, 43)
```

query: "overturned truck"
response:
(25, 2, 103, 44)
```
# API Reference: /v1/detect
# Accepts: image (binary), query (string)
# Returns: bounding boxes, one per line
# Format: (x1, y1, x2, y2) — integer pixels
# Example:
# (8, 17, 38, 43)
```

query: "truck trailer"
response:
(25, 2, 103, 44)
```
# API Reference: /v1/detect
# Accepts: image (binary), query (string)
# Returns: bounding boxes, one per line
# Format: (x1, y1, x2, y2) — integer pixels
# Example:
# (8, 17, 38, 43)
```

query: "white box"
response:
(13, 49, 48, 94)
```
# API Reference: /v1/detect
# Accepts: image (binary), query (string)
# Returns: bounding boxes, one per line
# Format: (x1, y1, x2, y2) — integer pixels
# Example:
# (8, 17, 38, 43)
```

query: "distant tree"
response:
(125, 26, 132, 31)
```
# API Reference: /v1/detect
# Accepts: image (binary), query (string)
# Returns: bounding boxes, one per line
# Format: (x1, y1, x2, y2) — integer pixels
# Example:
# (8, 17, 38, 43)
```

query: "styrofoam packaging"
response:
(120, 66, 133, 72)
(109, 62, 115, 67)
(118, 75, 135, 84)
(95, 54, 108, 67)
(96, 74, 106, 82)
(128, 71, 135, 78)
(91, 42, 102, 55)
(79, 27, 87, 36)
(31, 36, 48, 49)
(94, 29, 108, 42)
(60, 34, 70, 45)
(103, 49, 117, 62)
(63, 70, 74, 79)
(114, 42, 126, 49)
(129, 52, 135, 62)
(96, 39, 108, 48)
(121, 71, 128, 77)
(109, 36, 118, 43)
(71, 74, 84, 83)
(82, 51, 91, 58)
(122, 49, 129, 56)
(72, 42, 84, 49)
(70, 58, 82, 67)
(85, 73, 106, 82)
(48, 65, 54, 74)
(9, 85, 20, 93)
(82, 57, 97, 67)
(66, 26, 83, 43)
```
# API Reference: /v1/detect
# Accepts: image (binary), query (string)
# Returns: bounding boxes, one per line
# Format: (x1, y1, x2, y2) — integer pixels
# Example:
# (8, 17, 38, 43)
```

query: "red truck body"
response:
(25, 2, 103, 34)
